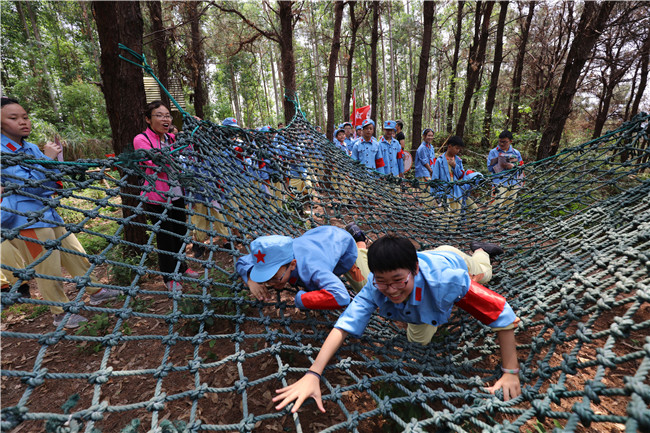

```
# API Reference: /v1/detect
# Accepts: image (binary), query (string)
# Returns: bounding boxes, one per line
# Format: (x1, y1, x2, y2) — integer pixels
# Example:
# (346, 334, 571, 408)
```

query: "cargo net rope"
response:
(1, 105, 650, 433)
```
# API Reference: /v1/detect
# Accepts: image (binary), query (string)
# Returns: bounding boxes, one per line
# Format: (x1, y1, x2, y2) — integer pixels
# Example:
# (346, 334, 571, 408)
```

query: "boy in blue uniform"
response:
(236, 225, 370, 309)
(377, 120, 404, 177)
(430, 135, 466, 210)
(1, 97, 119, 328)
(487, 130, 524, 207)
(341, 122, 355, 150)
(350, 119, 384, 171)
(273, 234, 521, 412)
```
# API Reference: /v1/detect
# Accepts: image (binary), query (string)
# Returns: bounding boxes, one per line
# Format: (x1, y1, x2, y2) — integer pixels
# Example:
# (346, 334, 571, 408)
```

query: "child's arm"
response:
(273, 328, 348, 413)
(486, 328, 521, 401)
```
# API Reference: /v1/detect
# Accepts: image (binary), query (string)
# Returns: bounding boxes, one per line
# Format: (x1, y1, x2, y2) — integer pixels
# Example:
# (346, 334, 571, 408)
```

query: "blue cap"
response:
(335, 128, 345, 136)
(259, 126, 272, 132)
(383, 120, 396, 130)
(422, 128, 433, 137)
(222, 117, 238, 126)
(248, 235, 294, 282)
(355, 125, 363, 131)
(361, 119, 375, 129)
(341, 122, 352, 128)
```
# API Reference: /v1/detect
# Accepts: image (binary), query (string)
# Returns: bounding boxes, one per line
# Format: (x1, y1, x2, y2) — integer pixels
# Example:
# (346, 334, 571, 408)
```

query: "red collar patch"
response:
(6, 142, 17, 152)
(254, 250, 266, 263)
(415, 287, 422, 302)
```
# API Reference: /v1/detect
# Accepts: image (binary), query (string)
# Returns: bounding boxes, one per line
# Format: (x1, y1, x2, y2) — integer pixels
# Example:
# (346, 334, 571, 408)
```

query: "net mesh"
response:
(1, 103, 649, 432)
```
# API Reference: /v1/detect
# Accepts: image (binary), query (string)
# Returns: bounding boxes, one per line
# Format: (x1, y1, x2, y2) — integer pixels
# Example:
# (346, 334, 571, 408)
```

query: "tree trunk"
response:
(456, 1, 494, 137)
(630, 32, 650, 119)
(536, 1, 615, 160)
(380, 12, 388, 122)
(510, 1, 536, 132)
(185, 1, 206, 119)
(387, 2, 396, 119)
(259, 48, 271, 121)
(79, 1, 101, 67)
(228, 62, 242, 124)
(446, 1, 464, 133)
(411, 1, 435, 150)
(370, 1, 380, 129)
(482, 1, 508, 142)
(326, 1, 344, 140)
(269, 45, 281, 119)
(147, 0, 169, 108)
(278, 1, 297, 124)
(92, 0, 147, 247)
(343, 2, 361, 120)
(307, 3, 324, 127)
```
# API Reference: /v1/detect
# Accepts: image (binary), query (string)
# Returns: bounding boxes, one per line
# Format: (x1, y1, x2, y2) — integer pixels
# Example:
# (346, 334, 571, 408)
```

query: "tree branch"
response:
(211, 1, 279, 42)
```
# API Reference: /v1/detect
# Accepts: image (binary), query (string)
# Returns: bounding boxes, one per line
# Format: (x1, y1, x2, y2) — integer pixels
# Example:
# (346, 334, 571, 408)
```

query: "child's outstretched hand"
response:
(486, 373, 521, 401)
(273, 373, 324, 413)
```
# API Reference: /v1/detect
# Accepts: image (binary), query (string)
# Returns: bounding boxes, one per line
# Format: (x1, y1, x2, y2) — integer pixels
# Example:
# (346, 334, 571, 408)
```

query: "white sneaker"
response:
(89, 288, 120, 306)
(52, 313, 88, 329)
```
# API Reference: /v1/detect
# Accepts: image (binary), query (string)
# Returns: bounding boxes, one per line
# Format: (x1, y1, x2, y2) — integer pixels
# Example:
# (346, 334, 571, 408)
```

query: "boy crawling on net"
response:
(273, 234, 521, 413)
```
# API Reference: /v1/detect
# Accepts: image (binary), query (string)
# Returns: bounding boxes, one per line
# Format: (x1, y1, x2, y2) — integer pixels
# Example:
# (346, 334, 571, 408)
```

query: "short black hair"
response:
(144, 100, 169, 119)
(448, 135, 465, 147)
(396, 120, 404, 129)
(368, 235, 418, 274)
(499, 130, 513, 140)
(1, 97, 20, 108)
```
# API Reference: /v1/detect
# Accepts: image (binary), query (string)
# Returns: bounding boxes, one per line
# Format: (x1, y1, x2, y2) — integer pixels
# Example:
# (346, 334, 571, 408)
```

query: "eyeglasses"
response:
(372, 273, 411, 291)
(266, 265, 289, 285)
(152, 114, 172, 120)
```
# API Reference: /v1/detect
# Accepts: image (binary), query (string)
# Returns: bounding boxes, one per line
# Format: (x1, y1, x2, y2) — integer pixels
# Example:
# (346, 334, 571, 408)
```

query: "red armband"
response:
(300, 289, 343, 310)
(455, 280, 506, 325)
(375, 158, 385, 168)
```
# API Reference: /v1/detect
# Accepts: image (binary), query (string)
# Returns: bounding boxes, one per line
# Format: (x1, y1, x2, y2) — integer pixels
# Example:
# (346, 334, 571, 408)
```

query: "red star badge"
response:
(254, 250, 266, 263)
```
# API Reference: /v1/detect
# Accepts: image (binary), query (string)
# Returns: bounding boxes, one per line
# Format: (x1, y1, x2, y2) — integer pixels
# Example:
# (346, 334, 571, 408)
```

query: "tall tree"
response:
(482, 1, 508, 142)
(92, 1, 147, 247)
(370, 1, 380, 130)
(536, 1, 615, 159)
(411, 1, 435, 150)
(509, 1, 536, 132)
(630, 31, 650, 119)
(343, 1, 368, 121)
(184, 1, 207, 118)
(325, 1, 344, 139)
(456, 1, 494, 137)
(446, 1, 464, 133)
(146, 1, 169, 108)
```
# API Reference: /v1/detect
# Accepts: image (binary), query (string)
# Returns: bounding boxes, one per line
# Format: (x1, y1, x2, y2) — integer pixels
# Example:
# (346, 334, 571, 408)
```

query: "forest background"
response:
(1, 0, 649, 167)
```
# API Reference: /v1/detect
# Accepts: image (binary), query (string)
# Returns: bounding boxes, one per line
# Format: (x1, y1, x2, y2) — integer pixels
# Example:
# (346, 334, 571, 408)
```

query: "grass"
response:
(1, 303, 50, 321)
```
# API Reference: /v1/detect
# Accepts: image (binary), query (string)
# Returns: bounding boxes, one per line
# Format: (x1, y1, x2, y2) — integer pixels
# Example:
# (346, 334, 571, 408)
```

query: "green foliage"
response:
(1, 303, 49, 321)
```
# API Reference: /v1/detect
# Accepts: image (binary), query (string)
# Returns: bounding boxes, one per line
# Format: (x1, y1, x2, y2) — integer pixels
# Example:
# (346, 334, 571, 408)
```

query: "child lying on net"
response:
(273, 234, 521, 413)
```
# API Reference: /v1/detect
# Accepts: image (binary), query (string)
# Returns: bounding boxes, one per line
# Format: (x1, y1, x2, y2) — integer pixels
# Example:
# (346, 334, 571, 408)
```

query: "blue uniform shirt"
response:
(487, 145, 523, 186)
(351, 137, 384, 170)
(236, 226, 358, 309)
(430, 152, 465, 200)
(414, 142, 436, 178)
(378, 136, 402, 176)
(1, 134, 64, 230)
(335, 250, 516, 337)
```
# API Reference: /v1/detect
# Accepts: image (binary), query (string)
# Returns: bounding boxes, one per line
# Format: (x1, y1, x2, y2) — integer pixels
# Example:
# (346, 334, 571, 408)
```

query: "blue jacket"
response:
(487, 145, 524, 186)
(236, 226, 358, 309)
(1, 134, 64, 230)
(414, 142, 436, 178)
(351, 137, 384, 170)
(378, 136, 402, 176)
(430, 152, 465, 200)
(335, 250, 516, 337)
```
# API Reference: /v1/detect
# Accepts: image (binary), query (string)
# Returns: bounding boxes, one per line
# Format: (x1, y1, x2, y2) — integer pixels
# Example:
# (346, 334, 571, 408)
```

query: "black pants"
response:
(145, 198, 188, 282)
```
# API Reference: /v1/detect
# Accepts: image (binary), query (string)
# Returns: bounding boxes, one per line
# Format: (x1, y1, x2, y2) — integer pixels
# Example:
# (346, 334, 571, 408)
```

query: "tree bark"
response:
(185, 1, 206, 118)
(92, 0, 147, 247)
(307, 2, 325, 127)
(630, 31, 650, 119)
(411, 1, 435, 150)
(455, 1, 494, 137)
(343, 2, 367, 121)
(536, 1, 615, 160)
(370, 1, 380, 129)
(147, 0, 169, 108)
(387, 2, 396, 119)
(510, 1, 535, 132)
(446, 1, 464, 133)
(325, 1, 344, 140)
(278, 1, 297, 124)
(482, 1, 508, 142)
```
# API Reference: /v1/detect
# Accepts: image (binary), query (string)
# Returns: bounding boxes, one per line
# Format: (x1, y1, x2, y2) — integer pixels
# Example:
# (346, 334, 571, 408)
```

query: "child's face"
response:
(373, 268, 414, 304)
(146, 106, 172, 137)
(1, 103, 31, 142)
(498, 138, 511, 151)
(336, 131, 345, 141)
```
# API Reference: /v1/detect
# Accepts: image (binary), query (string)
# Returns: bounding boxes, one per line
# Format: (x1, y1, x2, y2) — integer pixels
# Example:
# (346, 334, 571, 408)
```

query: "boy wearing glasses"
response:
(235, 225, 370, 309)
(273, 234, 521, 412)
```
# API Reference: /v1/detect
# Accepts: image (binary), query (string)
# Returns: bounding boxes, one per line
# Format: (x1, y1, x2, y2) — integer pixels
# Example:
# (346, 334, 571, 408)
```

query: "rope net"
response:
(1, 107, 649, 433)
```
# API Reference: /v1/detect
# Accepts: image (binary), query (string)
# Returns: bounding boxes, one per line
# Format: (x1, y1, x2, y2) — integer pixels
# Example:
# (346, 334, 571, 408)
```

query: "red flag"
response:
(352, 105, 372, 128)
